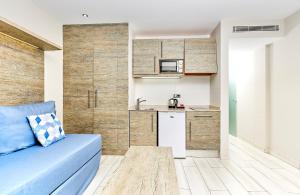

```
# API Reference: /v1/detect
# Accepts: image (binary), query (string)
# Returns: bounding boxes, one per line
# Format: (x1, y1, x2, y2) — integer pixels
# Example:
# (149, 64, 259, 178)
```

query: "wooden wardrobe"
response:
(63, 23, 129, 155)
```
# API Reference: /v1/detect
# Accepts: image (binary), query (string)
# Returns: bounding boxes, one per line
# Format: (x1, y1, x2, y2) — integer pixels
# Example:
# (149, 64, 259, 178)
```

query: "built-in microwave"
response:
(159, 60, 183, 73)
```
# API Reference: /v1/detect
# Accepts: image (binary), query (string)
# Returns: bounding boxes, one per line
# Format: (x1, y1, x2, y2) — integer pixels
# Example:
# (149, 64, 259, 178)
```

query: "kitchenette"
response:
(129, 37, 221, 158)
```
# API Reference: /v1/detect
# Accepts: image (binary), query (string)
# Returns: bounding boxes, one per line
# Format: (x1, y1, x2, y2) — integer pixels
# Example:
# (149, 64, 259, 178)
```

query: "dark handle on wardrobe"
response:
(88, 90, 91, 108)
(151, 114, 154, 132)
(189, 121, 192, 141)
(153, 56, 156, 73)
(94, 90, 98, 108)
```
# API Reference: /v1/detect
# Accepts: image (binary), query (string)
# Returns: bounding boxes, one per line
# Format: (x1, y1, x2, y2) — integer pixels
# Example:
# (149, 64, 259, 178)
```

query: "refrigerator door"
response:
(158, 112, 186, 158)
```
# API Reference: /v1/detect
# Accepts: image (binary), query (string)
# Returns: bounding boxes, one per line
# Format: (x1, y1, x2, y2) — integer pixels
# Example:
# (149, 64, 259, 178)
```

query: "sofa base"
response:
(51, 152, 101, 195)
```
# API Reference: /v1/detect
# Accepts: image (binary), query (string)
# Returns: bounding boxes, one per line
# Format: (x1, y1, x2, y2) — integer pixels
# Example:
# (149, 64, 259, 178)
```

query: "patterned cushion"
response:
(27, 113, 65, 147)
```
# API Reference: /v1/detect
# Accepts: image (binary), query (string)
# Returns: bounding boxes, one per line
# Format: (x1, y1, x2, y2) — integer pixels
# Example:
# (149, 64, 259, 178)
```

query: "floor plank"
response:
(242, 167, 286, 195)
(275, 169, 300, 188)
(207, 158, 224, 168)
(250, 161, 300, 193)
(180, 157, 196, 167)
(183, 166, 210, 195)
(230, 137, 282, 169)
(93, 158, 123, 194)
(210, 191, 231, 195)
(194, 158, 226, 191)
(180, 189, 192, 195)
(83, 156, 120, 195)
(249, 192, 269, 195)
(221, 160, 264, 192)
(214, 167, 249, 195)
(175, 160, 190, 189)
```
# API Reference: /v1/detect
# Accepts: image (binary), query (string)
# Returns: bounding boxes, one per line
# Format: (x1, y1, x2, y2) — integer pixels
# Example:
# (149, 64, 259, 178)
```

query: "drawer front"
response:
(186, 111, 220, 150)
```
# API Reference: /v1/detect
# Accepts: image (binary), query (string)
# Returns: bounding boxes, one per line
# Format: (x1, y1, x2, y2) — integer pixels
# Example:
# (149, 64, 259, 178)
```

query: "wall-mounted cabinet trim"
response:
(0, 17, 62, 51)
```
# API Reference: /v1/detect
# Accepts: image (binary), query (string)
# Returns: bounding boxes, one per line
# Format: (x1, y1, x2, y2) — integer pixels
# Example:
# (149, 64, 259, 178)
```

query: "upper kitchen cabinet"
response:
(184, 38, 217, 75)
(160, 39, 184, 59)
(133, 39, 160, 76)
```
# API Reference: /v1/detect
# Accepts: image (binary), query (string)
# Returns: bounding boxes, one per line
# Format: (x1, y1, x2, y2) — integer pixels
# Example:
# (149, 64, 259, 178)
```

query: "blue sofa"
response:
(0, 102, 102, 195)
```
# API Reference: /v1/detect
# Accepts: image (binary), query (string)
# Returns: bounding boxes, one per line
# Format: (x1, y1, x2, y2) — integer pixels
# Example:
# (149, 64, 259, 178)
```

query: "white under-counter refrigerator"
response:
(158, 111, 186, 158)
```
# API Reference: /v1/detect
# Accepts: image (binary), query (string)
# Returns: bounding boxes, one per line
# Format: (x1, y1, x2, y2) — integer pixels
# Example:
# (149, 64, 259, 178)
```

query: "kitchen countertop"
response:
(128, 105, 220, 112)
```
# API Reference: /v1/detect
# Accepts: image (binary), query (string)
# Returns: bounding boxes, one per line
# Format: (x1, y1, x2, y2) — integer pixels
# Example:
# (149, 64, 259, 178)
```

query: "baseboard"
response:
(269, 150, 300, 169)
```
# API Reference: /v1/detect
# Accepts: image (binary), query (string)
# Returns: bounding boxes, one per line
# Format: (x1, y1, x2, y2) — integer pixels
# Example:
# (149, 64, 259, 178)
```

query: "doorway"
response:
(228, 38, 273, 151)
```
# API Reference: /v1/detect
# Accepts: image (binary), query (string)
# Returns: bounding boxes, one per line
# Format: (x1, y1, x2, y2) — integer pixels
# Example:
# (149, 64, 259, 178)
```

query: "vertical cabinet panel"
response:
(185, 39, 217, 74)
(63, 47, 94, 134)
(133, 39, 160, 75)
(130, 111, 157, 146)
(160, 39, 184, 59)
(186, 111, 220, 150)
(63, 24, 129, 155)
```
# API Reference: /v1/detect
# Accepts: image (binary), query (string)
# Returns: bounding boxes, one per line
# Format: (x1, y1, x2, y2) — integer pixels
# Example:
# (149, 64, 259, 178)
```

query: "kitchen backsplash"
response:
(133, 77, 210, 105)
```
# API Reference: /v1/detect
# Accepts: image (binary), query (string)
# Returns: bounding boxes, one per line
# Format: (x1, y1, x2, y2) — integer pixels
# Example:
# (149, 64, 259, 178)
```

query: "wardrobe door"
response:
(93, 38, 129, 155)
(63, 48, 94, 134)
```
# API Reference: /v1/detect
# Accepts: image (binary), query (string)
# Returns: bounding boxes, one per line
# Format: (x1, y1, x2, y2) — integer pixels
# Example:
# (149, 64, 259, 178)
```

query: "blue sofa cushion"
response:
(27, 113, 66, 147)
(0, 134, 102, 195)
(0, 101, 56, 155)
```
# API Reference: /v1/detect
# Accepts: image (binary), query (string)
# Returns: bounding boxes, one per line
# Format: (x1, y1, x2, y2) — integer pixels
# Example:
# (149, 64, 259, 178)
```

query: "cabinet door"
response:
(130, 111, 157, 146)
(63, 48, 94, 134)
(160, 39, 184, 59)
(133, 39, 160, 75)
(185, 39, 217, 74)
(93, 40, 129, 155)
(186, 111, 220, 150)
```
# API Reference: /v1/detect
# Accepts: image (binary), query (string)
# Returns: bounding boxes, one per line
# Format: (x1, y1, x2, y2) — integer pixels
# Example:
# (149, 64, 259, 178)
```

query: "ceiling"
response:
(33, 0, 300, 36)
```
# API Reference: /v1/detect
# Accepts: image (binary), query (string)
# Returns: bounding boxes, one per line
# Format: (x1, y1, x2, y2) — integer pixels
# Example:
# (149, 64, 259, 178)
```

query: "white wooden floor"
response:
(84, 136, 300, 195)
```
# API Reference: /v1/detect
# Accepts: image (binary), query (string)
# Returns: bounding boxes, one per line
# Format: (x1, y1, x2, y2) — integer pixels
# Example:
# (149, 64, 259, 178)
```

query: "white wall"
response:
(217, 18, 285, 159)
(230, 46, 267, 151)
(0, 0, 63, 120)
(134, 77, 210, 105)
(269, 14, 300, 167)
(224, 12, 300, 168)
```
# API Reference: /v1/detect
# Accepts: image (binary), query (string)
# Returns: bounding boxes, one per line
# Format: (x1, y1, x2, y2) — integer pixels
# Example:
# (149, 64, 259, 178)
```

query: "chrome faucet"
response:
(136, 97, 146, 110)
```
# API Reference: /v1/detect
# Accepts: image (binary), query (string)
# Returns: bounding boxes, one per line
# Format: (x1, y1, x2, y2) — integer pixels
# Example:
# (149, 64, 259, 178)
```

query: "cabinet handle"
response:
(153, 56, 156, 73)
(151, 114, 154, 132)
(88, 90, 91, 108)
(189, 121, 192, 141)
(161, 41, 163, 58)
(194, 115, 213, 118)
(94, 90, 98, 108)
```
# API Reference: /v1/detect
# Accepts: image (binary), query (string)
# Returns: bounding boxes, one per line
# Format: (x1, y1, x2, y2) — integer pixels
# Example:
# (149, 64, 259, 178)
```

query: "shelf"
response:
(0, 17, 62, 51)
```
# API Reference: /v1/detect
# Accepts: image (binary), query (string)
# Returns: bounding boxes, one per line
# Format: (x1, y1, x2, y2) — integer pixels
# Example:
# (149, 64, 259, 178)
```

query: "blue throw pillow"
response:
(27, 113, 66, 147)
(0, 101, 56, 155)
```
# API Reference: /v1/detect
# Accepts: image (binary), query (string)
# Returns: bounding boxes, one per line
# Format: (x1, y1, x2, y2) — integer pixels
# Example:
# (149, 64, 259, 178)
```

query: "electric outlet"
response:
(173, 94, 181, 98)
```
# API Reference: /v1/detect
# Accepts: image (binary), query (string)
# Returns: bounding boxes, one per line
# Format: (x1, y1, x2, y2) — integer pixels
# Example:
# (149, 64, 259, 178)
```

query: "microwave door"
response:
(161, 62, 177, 72)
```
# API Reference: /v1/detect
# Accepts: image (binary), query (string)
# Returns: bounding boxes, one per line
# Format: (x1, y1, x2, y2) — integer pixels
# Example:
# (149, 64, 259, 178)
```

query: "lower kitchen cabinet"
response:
(129, 111, 157, 146)
(186, 111, 220, 150)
